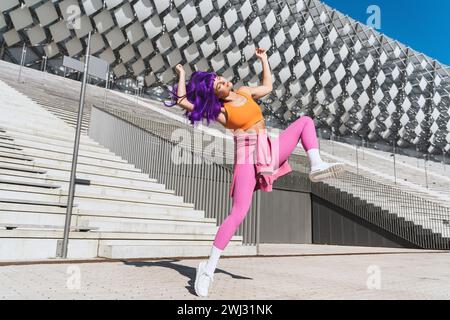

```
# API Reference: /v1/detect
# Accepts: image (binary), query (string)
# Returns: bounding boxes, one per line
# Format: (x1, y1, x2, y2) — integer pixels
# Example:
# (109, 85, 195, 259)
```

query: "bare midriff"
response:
(233, 118, 266, 134)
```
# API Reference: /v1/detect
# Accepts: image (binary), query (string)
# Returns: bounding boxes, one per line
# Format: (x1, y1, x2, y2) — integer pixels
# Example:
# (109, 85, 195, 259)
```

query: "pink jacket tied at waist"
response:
(229, 128, 292, 198)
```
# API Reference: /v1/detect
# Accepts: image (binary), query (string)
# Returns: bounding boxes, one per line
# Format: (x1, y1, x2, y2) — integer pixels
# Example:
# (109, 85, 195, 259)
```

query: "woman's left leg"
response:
(272, 115, 345, 181)
(272, 115, 321, 166)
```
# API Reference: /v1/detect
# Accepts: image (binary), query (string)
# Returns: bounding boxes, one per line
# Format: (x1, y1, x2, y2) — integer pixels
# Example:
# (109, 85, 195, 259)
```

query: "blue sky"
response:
(320, 0, 450, 66)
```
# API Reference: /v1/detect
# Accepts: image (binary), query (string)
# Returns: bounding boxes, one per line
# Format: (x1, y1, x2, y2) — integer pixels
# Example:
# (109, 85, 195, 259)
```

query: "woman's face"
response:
(213, 75, 233, 99)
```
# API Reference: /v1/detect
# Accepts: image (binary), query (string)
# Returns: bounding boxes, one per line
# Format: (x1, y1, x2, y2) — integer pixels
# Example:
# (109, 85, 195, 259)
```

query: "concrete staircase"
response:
(0, 79, 255, 261)
(314, 141, 450, 248)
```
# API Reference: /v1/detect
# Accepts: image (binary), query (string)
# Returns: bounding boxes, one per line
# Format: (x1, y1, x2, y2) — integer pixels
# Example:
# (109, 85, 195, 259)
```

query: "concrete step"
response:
(33, 103, 91, 117)
(0, 168, 50, 183)
(0, 229, 240, 241)
(38, 108, 91, 121)
(0, 124, 100, 148)
(0, 184, 192, 210)
(1, 149, 137, 173)
(72, 184, 183, 204)
(46, 171, 160, 190)
(0, 103, 74, 123)
(0, 211, 216, 235)
(0, 156, 36, 168)
(0, 150, 34, 161)
(76, 209, 215, 224)
(73, 199, 203, 219)
(4, 131, 122, 157)
(30, 102, 87, 115)
(0, 231, 251, 261)
(0, 96, 75, 115)
(0, 181, 200, 220)
(0, 237, 98, 260)
(0, 163, 46, 174)
(0, 184, 62, 203)
(74, 194, 196, 214)
(45, 165, 158, 186)
(0, 111, 78, 133)
(0, 202, 213, 223)
(0, 178, 61, 189)
(0, 202, 77, 214)
(0, 223, 96, 232)
(0, 141, 22, 151)
(0, 198, 76, 208)
(76, 216, 218, 234)
(0, 140, 130, 166)
(0, 135, 130, 164)
(58, 117, 90, 128)
(98, 242, 256, 259)
(0, 148, 152, 182)
(0, 123, 101, 148)
(32, 156, 143, 177)
(51, 171, 166, 195)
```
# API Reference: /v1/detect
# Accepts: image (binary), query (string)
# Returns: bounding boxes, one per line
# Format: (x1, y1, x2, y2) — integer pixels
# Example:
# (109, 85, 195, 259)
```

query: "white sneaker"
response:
(309, 162, 345, 182)
(194, 261, 214, 297)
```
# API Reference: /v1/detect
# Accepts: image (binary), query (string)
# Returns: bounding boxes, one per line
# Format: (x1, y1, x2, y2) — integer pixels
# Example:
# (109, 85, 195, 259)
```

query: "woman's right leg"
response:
(274, 115, 320, 167)
(204, 163, 257, 275)
(273, 115, 345, 181)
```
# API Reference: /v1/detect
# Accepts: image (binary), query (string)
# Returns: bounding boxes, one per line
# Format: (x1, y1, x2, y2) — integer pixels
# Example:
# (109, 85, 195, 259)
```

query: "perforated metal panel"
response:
(0, 0, 449, 156)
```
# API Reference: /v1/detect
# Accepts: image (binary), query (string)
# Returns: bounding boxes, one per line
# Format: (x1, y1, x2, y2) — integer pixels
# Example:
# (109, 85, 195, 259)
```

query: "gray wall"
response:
(311, 194, 418, 248)
(259, 189, 312, 244)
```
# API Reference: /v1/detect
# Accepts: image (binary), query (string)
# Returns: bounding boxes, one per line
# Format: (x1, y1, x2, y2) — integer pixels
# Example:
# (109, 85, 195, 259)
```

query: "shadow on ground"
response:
(122, 260, 253, 296)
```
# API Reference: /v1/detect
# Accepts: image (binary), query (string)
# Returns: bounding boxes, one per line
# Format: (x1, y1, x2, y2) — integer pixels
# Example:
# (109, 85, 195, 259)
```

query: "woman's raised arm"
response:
(175, 64, 194, 112)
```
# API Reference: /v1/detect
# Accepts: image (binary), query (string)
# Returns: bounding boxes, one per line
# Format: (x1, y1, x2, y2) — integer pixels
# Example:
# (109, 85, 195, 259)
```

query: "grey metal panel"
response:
(312, 194, 413, 248)
(259, 189, 312, 244)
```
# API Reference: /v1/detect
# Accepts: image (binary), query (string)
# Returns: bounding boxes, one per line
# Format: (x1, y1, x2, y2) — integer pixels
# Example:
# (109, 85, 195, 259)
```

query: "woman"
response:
(164, 48, 345, 297)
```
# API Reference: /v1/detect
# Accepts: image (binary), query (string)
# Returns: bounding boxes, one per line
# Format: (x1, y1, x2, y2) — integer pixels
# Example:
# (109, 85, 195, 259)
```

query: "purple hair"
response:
(163, 71, 222, 128)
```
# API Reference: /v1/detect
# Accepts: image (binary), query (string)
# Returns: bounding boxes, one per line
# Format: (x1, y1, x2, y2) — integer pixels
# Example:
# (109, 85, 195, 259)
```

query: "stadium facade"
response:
(0, 0, 449, 158)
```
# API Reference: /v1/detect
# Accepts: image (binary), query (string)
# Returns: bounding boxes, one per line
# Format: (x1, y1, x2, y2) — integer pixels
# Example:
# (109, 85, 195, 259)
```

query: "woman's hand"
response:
(255, 48, 268, 60)
(175, 64, 185, 76)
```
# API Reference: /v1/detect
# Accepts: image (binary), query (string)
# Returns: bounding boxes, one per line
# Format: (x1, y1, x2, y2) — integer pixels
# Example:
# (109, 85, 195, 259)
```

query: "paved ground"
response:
(0, 245, 449, 300)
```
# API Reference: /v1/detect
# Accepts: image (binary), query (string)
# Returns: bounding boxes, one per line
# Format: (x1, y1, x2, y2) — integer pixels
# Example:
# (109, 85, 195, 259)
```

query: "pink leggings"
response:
(213, 116, 319, 250)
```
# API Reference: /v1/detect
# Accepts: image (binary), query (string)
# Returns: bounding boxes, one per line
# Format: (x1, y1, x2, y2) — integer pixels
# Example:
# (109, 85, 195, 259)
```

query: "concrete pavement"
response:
(0, 244, 449, 300)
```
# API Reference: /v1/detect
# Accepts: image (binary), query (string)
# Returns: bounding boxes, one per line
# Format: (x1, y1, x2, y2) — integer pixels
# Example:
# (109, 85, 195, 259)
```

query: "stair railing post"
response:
(331, 133, 334, 155)
(361, 137, 365, 160)
(17, 42, 27, 83)
(103, 68, 110, 109)
(392, 140, 397, 185)
(59, 31, 92, 259)
(256, 190, 261, 256)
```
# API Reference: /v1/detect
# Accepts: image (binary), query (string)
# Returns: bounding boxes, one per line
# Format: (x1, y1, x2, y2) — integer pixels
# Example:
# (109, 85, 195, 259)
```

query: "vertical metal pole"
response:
(393, 140, 397, 184)
(355, 144, 359, 175)
(41, 55, 48, 72)
(17, 43, 27, 82)
(361, 137, 365, 160)
(135, 80, 139, 107)
(443, 149, 446, 172)
(416, 151, 419, 168)
(103, 68, 110, 109)
(331, 133, 334, 155)
(255, 190, 260, 255)
(424, 154, 429, 189)
(60, 31, 92, 259)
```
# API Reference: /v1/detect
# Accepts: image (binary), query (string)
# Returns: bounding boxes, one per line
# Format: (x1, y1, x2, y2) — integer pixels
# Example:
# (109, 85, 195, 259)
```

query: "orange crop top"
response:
(223, 88, 264, 130)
